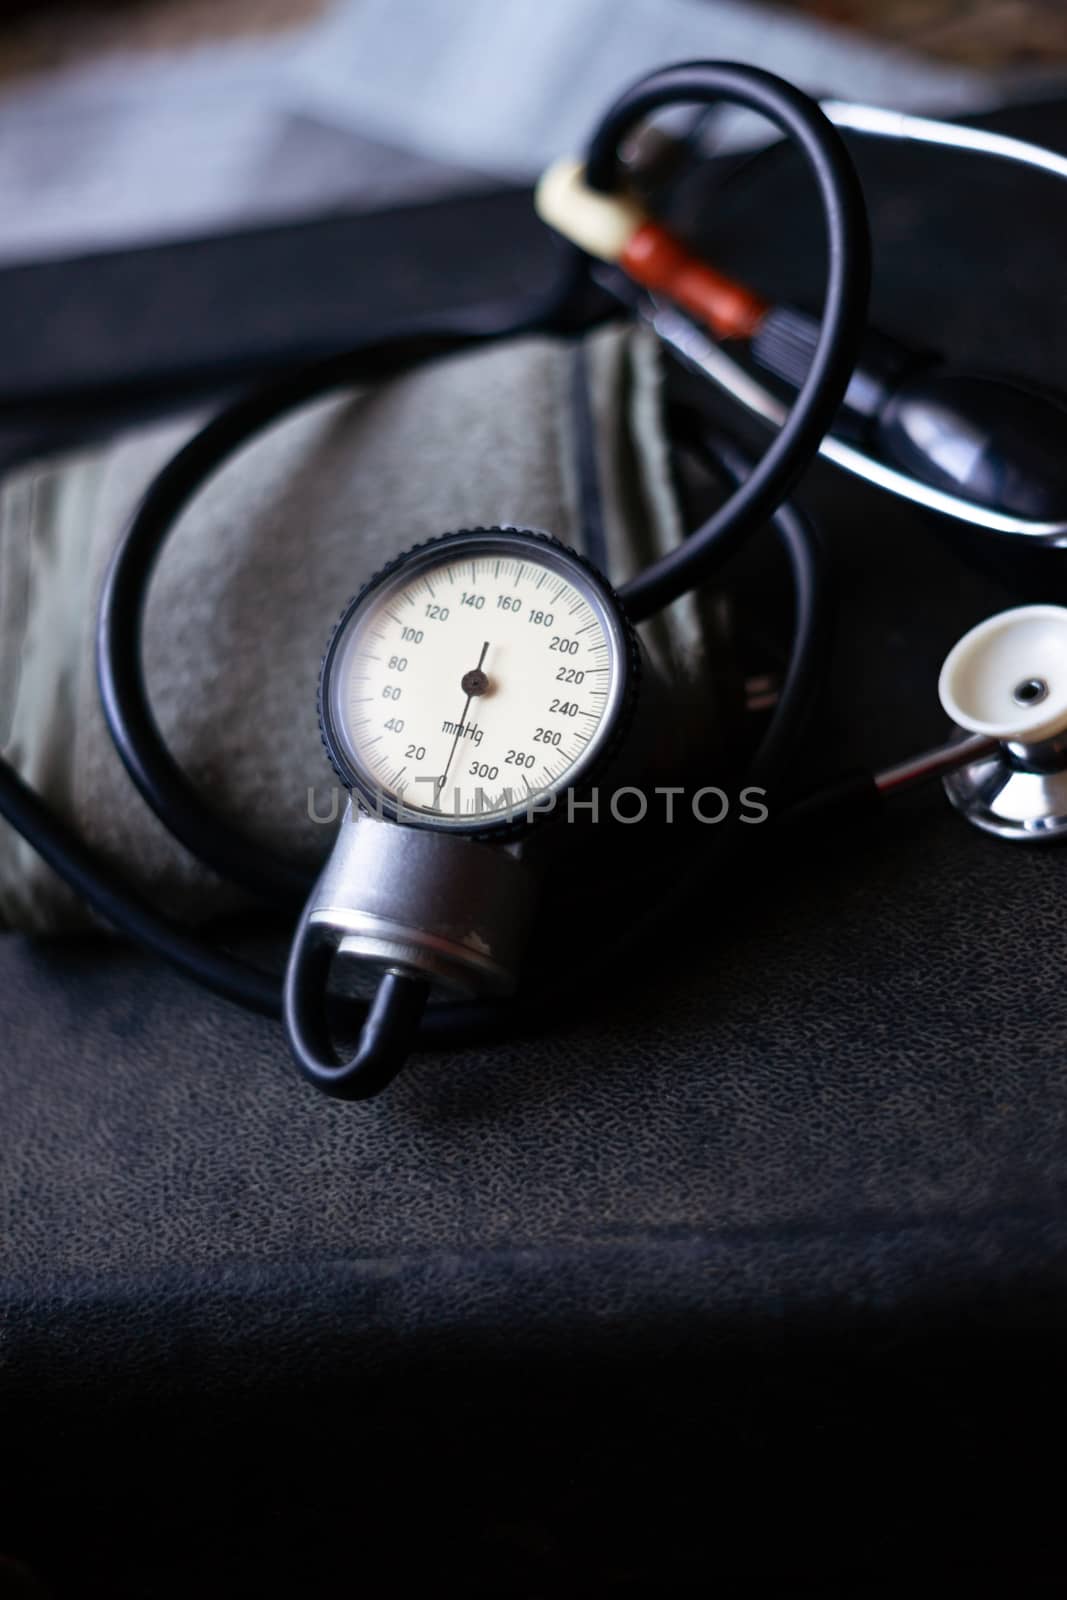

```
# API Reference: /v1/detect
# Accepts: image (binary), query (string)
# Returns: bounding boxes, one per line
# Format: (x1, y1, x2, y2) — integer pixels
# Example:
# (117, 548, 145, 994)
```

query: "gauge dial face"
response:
(321, 531, 631, 830)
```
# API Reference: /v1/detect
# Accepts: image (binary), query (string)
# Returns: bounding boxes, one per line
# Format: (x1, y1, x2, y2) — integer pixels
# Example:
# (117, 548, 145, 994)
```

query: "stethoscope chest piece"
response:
(939, 605, 1067, 842)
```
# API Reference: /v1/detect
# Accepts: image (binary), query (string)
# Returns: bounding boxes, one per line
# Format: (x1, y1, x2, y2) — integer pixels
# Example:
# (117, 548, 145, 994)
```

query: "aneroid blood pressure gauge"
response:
(319, 526, 638, 831)
(285, 527, 644, 1095)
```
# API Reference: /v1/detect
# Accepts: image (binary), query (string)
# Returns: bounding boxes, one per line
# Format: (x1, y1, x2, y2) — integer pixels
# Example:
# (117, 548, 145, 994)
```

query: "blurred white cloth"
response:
(0, 0, 1030, 267)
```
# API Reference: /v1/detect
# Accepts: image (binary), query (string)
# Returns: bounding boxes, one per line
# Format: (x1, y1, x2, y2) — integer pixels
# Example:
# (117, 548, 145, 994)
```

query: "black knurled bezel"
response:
(317, 526, 641, 840)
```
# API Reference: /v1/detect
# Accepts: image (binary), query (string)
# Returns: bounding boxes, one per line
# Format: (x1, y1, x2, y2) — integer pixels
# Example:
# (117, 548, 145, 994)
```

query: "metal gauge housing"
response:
(320, 527, 639, 834)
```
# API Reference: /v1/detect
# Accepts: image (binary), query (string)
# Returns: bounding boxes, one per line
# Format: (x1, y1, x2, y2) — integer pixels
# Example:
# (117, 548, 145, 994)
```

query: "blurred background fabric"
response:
(0, 0, 1064, 269)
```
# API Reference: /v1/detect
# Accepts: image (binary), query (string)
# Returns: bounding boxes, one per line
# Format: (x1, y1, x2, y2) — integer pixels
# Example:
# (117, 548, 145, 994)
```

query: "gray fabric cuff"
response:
(0, 324, 712, 932)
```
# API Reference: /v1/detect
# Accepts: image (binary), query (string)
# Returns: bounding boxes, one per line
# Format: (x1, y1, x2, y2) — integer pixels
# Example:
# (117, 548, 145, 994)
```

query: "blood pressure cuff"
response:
(0, 325, 708, 932)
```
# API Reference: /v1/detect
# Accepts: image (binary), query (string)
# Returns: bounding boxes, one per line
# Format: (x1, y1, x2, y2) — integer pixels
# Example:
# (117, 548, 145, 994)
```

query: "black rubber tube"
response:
(284, 957, 431, 1100)
(589, 62, 869, 620)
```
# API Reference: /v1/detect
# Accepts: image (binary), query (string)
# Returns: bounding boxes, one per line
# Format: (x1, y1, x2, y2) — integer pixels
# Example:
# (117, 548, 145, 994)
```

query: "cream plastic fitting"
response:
(533, 156, 647, 262)
(938, 604, 1067, 743)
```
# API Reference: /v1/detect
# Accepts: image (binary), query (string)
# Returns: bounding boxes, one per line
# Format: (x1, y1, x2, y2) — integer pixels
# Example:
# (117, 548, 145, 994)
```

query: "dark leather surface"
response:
(4, 99, 1067, 1591)
(4, 771, 1067, 1362)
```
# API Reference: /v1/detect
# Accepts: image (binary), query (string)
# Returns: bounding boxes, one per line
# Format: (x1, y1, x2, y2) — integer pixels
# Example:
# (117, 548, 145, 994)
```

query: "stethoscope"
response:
(3, 60, 1067, 1104)
(654, 101, 1067, 543)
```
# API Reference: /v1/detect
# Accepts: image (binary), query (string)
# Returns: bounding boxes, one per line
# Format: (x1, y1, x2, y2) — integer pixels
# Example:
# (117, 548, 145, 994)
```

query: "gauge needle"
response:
(436, 641, 490, 801)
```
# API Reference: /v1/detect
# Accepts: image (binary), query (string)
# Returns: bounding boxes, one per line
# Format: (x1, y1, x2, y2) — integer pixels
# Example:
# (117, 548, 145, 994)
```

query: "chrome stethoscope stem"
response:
(874, 732, 998, 796)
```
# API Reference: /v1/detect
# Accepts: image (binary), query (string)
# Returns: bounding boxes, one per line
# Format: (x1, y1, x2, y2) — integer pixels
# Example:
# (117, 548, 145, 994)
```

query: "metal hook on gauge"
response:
(283, 803, 537, 1099)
